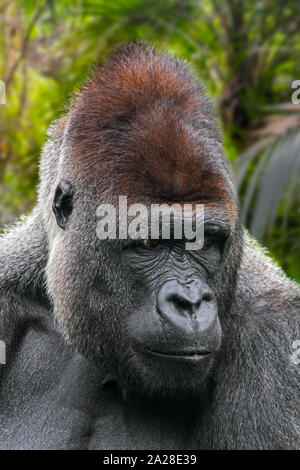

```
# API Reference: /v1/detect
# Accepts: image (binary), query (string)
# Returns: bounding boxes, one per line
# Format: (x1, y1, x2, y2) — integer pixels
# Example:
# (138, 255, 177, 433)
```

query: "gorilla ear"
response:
(52, 180, 74, 230)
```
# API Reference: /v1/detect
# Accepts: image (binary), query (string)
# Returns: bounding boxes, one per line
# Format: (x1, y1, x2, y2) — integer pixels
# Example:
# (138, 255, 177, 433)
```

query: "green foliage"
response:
(235, 129, 300, 281)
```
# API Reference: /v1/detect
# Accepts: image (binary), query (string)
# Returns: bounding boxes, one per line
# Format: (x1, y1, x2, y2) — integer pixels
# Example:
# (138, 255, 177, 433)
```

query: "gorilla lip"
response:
(137, 346, 212, 361)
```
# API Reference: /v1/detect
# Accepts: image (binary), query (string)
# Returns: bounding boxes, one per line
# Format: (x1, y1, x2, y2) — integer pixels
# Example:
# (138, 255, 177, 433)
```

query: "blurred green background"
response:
(1, 0, 300, 281)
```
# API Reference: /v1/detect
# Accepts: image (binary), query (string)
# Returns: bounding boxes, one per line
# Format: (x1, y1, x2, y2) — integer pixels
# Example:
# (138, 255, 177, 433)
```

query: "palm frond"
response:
(236, 128, 300, 240)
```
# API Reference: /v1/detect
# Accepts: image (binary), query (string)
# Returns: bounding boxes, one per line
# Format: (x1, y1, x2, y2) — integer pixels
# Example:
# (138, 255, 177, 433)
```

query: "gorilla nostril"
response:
(203, 293, 213, 302)
(168, 294, 191, 311)
(167, 291, 214, 315)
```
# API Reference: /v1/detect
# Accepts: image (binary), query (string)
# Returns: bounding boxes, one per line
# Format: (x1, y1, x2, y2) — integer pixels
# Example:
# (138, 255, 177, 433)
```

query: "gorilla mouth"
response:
(139, 346, 212, 361)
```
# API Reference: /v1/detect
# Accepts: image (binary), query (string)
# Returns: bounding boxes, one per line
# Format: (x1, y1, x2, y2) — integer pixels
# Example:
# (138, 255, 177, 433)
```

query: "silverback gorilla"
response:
(0, 43, 299, 450)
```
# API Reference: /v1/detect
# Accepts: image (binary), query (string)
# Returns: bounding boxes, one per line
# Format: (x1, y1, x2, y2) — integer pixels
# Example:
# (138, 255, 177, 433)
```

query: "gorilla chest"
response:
(0, 328, 193, 449)
(0, 373, 192, 450)
(87, 386, 193, 450)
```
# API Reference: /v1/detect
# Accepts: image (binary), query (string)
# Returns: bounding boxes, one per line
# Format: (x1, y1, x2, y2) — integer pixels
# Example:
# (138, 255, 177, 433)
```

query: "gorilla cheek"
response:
(46, 238, 98, 353)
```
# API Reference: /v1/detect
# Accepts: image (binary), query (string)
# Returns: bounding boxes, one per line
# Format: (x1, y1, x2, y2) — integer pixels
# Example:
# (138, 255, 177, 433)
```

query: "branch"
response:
(5, 1, 49, 90)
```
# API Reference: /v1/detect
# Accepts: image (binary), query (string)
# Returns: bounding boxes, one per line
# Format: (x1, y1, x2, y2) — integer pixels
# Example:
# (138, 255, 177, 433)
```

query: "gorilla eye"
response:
(140, 239, 160, 249)
(203, 234, 218, 250)
(52, 180, 74, 230)
(202, 230, 227, 253)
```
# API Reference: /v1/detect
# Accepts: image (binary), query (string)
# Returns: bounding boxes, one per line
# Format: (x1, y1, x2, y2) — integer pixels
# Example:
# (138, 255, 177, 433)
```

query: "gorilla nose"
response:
(157, 279, 218, 333)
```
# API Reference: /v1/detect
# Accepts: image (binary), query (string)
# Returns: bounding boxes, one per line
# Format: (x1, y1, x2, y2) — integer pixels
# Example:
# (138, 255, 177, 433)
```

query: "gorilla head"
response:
(44, 44, 243, 399)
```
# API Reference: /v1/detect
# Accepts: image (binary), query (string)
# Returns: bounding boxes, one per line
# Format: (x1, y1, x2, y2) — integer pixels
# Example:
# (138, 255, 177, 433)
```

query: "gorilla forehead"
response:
(62, 43, 236, 213)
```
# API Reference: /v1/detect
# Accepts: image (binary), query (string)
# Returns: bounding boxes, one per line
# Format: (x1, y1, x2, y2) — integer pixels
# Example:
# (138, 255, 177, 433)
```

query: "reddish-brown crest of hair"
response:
(64, 43, 237, 220)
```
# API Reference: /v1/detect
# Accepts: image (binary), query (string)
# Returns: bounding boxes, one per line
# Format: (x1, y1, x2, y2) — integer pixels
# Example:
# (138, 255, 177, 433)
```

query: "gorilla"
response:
(0, 43, 299, 450)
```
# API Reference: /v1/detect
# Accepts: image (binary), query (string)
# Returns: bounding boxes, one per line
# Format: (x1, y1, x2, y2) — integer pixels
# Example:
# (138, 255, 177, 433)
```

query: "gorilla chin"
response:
(117, 347, 217, 401)
(133, 346, 217, 393)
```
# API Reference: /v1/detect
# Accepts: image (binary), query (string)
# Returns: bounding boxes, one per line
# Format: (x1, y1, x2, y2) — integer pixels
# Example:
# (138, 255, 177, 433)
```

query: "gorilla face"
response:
(46, 44, 243, 399)
(48, 182, 234, 398)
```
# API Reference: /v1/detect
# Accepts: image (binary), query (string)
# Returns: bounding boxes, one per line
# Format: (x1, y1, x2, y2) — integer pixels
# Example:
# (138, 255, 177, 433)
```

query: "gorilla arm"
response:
(0, 208, 49, 370)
